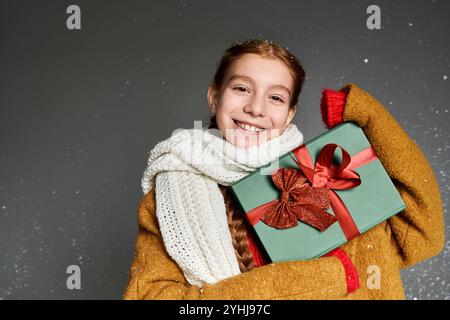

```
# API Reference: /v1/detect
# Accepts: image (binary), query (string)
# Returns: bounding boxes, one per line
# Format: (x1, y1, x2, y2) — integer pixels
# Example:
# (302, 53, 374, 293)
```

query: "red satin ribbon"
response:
(246, 143, 378, 241)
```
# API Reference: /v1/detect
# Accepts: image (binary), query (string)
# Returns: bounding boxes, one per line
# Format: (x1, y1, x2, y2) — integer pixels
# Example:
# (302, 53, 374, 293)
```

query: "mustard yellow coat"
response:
(123, 84, 445, 300)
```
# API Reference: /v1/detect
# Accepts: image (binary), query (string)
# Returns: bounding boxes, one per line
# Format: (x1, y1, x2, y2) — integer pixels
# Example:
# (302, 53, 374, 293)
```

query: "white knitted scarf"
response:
(141, 124, 304, 287)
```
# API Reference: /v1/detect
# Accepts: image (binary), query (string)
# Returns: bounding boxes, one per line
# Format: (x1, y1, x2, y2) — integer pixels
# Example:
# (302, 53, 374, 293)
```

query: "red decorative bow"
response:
(261, 167, 337, 230)
(291, 143, 373, 240)
(245, 143, 378, 240)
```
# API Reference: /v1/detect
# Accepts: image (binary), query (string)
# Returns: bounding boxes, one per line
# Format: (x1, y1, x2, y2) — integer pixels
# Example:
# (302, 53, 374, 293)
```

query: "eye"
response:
(233, 86, 249, 93)
(271, 95, 285, 103)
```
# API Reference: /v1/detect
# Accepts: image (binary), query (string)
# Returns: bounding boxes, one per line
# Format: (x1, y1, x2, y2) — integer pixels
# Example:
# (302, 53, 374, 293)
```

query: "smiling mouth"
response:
(233, 119, 267, 134)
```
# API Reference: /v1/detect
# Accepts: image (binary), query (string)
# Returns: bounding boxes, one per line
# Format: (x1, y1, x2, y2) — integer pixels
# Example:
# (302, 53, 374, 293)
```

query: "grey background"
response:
(1, 0, 449, 299)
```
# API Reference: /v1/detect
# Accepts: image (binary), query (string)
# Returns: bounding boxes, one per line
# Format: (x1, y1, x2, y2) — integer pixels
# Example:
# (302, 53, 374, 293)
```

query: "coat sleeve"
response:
(123, 189, 349, 300)
(323, 83, 445, 269)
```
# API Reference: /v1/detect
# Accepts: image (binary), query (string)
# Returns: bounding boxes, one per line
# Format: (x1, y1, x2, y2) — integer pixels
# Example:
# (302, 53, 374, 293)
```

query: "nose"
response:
(243, 95, 267, 117)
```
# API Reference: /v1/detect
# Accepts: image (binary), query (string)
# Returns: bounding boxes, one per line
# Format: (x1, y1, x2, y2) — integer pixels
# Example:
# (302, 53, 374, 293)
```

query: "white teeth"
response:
(236, 121, 264, 132)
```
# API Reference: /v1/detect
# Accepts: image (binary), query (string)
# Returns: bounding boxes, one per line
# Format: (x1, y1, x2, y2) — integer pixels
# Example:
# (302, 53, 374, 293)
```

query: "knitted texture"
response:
(324, 248, 359, 293)
(124, 84, 445, 300)
(320, 88, 346, 128)
(141, 124, 304, 286)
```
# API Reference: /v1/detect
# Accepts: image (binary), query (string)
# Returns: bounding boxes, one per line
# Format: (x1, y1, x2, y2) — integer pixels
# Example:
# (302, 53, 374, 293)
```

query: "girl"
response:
(123, 39, 444, 299)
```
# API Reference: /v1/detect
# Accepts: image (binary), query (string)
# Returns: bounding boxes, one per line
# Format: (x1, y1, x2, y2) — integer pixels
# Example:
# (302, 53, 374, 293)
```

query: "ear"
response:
(207, 85, 218, 113)
(285, 105, 297, 126)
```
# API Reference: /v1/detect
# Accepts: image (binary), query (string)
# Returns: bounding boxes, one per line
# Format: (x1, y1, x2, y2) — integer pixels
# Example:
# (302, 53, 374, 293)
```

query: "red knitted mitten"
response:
(324, 248, 360, 293)
(247, 228, 268, 267)
(320, 88, 347, 129)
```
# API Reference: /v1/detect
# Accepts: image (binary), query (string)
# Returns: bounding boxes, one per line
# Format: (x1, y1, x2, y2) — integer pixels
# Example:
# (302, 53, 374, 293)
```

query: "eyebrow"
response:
(227, 74, 291, 97)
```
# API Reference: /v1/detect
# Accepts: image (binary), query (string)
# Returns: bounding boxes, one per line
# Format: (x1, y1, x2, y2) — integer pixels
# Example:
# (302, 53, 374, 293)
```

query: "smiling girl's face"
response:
(208, 53, 297, 149)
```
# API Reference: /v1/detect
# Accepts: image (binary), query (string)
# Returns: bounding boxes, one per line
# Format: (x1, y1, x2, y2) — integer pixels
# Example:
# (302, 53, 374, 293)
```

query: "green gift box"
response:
(230, 122, 406, 262)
